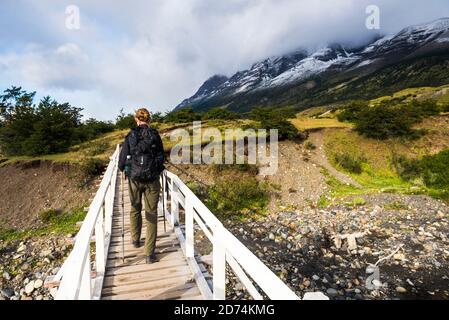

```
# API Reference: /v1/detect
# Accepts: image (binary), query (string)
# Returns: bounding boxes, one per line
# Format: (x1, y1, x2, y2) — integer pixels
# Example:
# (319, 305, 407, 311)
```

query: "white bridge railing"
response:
(55, 145, 120, 300)
(161, 171, 300, 300)
(54, 144, 322, 300)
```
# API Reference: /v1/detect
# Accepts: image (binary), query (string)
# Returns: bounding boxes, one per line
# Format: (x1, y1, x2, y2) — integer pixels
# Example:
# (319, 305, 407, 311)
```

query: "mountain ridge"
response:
(175, 17, 449, 113)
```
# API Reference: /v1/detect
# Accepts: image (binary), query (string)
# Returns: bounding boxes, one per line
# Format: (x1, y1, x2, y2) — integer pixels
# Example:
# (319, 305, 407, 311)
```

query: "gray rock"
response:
(372, 280, 382, 288)
(1, 288, 15, 298)
(312, 275, 320, 281)
(326, 288, 338, 297)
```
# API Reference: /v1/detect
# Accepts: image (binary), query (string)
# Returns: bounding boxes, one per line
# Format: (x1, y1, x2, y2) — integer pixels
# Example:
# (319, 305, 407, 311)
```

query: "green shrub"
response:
(355, 105, 418, 140)
(115, 109, 136, 130)
(420, 149, 449, 188)
(337, 100, 368, 122)
(334, 153, 366, 174)
(338, 99, 442, 140)
(80, 158, 106, 176)
(164, 107, 202, 123)
(250, 108, 300, 140)
(206, 177, 268, 216)
(394, 149, 449, 189)
(392, 154, 422, 181)
(83, 140, 110, 156)
(202, 108, 239, 120)
(304, 141, 316, 150)
(39, 209, 62, 223)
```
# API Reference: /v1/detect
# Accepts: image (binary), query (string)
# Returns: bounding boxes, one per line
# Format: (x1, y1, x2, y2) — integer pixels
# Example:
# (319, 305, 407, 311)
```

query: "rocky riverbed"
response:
(0, 235, 72, 300)
(224, 195, 449, 300)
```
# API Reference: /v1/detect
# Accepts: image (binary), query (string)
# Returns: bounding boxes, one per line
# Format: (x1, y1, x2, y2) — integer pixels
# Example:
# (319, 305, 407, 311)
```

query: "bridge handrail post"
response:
(212, 223, 226, 300)
(185, 194, 194, 258)
(95, 202, 106, 274)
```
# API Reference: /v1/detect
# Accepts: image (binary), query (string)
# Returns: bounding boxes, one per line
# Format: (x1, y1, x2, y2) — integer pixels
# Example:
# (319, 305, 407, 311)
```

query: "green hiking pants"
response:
(128, 178, 161, 256)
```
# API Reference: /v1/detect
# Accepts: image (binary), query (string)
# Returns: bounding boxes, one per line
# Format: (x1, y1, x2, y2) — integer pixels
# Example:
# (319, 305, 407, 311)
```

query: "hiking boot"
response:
(145, 254, 159, 264)
(132, 240, 141, 248)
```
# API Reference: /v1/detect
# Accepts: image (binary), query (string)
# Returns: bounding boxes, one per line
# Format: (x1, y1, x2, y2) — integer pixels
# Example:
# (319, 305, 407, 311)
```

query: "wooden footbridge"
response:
(52, 146, 327, 300)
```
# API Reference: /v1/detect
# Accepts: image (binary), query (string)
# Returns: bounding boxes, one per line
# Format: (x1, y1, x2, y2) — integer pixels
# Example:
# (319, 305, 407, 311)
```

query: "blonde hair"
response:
(135, 108, 151, 123)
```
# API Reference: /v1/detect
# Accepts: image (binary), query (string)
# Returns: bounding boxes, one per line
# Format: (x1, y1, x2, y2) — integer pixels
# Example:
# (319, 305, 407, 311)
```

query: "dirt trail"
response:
(308, 130, 362, 188)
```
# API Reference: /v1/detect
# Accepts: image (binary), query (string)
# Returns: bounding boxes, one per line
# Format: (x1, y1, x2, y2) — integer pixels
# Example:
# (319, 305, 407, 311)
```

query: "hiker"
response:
(118, 108, 165, 264)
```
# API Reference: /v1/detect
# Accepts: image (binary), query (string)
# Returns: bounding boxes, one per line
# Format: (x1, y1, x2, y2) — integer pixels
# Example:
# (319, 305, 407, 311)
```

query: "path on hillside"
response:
(307, 130, 362, 189)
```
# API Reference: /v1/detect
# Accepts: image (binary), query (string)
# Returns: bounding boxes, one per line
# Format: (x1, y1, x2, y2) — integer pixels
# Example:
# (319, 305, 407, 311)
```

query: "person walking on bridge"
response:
(118, 108, 165, 264)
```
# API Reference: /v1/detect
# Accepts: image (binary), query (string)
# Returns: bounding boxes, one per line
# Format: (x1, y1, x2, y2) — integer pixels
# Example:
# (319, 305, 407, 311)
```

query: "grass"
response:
(0, 206, 87, 242)
(370, 84, 449, 106)
(322, 121, 449, 202)
(384, 201, 410, 211)
(290, 117, 352, 131)
(316, 168, 365, 208)
(0, 129, 128, 167)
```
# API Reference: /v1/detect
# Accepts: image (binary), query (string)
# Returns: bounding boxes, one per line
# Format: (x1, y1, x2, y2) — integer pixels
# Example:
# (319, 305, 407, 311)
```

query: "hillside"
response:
(176, 18, 449, 113)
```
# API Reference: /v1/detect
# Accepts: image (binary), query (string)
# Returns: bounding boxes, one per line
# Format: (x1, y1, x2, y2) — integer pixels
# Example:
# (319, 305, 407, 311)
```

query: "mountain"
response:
(175, 18, 449, 113)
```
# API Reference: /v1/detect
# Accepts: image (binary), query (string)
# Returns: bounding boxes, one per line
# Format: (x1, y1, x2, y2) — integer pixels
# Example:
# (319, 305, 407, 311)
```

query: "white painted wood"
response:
(95, 206, 105, 274)
(226, 253, 263, 300)
(164, 170, 302, 301)
(213, 225, 226, 300)
(78, 253, 91, 300)
(56, 145, 120, 300)
(174, 227, 213, 300)
(185, 197, 194, 258)
(56, 146, 306, 301)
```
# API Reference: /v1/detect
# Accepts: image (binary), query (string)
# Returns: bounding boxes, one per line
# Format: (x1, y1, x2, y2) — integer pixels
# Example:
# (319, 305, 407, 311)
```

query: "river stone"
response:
(25, 281, 35, 295)
(326, 288, 338, 297)
(1, 288, 15, 298)
(396, 286, 407, 293)
(34, 279, 44, 289)
(50, 288, 58, 298)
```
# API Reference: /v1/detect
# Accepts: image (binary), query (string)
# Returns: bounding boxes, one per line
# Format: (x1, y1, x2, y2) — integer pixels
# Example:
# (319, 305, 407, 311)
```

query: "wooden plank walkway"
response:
(101, 174, 204, 300)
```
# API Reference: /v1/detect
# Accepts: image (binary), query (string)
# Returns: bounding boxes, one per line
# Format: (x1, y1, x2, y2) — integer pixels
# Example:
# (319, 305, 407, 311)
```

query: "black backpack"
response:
(128, 126, 165, 182)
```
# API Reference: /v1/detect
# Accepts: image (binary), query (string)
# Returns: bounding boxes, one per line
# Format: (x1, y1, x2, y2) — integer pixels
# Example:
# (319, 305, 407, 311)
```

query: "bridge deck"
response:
(101, 175, 203, 300)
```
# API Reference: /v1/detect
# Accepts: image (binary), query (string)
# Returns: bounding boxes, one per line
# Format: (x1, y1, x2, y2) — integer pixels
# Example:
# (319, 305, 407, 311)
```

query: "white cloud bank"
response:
(0, 0, 448, 120)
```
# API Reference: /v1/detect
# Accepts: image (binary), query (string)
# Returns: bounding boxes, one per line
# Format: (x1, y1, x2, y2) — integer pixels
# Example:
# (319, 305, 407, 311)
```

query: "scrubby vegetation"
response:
(0, 206, 86, 242)
(393, 149, 449, 190)
(250, 107, 300, 140)
(338, 99, 445, 140)
(338, 99, 443, 140)
(333, 153, 366, 174)
(206, 176, 269, 217)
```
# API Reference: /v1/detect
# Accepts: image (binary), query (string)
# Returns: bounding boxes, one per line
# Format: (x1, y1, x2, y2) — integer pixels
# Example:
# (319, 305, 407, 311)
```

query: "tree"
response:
(0, 87, 85, 156)
(164, 107, 201, 123)
(202, 108, 239, 120)
(250, 107, 300, 140)
(115, 108, 136, 130)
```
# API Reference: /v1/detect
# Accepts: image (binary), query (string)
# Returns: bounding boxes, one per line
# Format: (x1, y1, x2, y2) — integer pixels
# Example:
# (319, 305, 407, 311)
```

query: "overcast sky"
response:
(1, 0, 449, 120)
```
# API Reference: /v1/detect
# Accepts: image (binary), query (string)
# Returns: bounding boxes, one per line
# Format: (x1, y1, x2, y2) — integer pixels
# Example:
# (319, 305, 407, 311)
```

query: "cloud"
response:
(1, 0, 449, 120)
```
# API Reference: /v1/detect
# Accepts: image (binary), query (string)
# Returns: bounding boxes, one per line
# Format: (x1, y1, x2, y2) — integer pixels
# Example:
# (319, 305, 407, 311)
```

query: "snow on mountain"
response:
(175, 18, 449, 111)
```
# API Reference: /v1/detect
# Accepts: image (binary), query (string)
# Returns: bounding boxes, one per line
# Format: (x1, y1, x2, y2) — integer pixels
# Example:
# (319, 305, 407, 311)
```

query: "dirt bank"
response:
(0, 161, 95, 230)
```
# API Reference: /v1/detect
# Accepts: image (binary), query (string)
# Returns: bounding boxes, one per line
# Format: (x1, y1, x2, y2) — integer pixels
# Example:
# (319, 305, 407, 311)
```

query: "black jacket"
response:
(118, 125, 164, 172)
